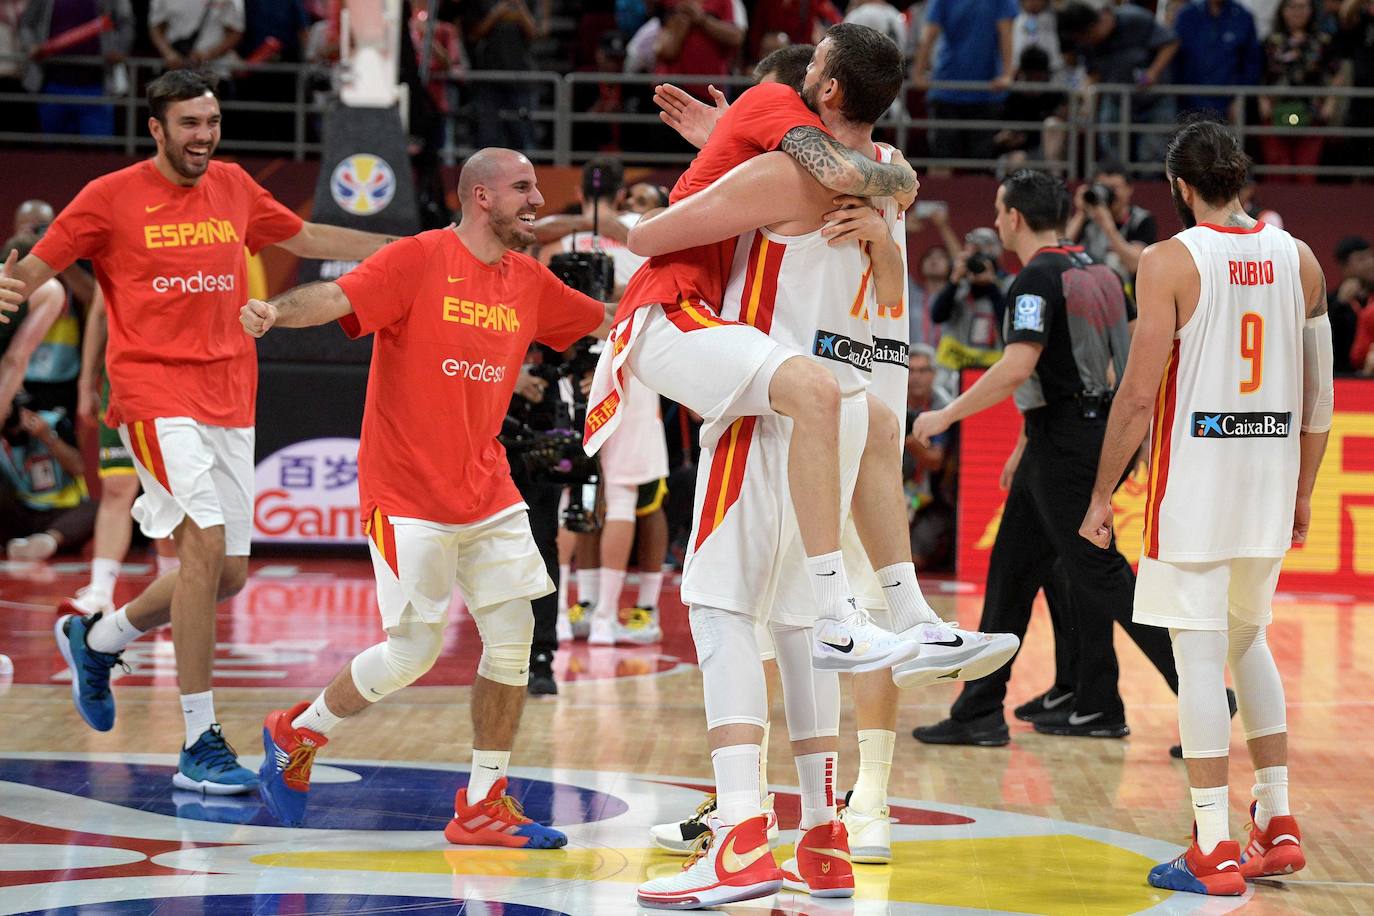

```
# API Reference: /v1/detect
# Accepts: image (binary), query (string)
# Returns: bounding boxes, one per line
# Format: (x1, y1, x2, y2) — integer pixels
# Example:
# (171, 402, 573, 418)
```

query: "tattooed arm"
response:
(779, 126, 919, 209)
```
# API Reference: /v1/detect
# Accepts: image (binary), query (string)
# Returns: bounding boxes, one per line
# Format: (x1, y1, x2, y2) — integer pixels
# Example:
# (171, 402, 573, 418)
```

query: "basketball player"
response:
(243, 148, 613, 843)
(0, 69, 398, 793)
(1081, 120, 1328, 895)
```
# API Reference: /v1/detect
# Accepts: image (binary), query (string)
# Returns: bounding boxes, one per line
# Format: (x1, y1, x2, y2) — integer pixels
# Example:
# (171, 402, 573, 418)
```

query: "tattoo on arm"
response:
(779, 126, 914, 198)
(1311, 272, 1328, 318)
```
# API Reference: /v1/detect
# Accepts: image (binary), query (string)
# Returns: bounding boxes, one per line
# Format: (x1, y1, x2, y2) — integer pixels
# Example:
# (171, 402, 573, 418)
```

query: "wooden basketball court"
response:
(1, 556, 1370, 914)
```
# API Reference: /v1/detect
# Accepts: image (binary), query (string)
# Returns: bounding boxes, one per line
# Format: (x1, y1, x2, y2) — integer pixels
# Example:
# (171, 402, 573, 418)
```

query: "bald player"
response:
(243, 149, 614, 843)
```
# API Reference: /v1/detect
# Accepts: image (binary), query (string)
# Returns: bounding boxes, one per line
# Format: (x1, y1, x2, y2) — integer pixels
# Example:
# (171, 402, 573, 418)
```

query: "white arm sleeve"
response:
(1301, 313, 1334, 434)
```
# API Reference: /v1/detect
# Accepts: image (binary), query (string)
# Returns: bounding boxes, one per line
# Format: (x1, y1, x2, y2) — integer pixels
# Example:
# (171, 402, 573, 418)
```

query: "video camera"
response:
(1082, 183, 1116, 208)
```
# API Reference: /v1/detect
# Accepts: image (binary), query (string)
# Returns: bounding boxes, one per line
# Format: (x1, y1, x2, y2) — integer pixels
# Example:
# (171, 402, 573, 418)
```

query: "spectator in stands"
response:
(1058, 0, 1178, 165)
(241, 0, 310, 63)
(908, 240, 953, 352)
(930, 226, 1008, 395)
(463, 0, 539, 151)
(1352, 291, 1374, 376)
(745, 0, 839, 65)
(1316, 0, 1344, 34)
(653, 0, 743, 86)
(0, 391, 95, 562)
(904, 343, 955, 571)
(1012, 0, 1064, 79)
(0, 0, 36, 133)
(844, 0, 906, 51)
(1334, 0, 1374, 165)
(1065, 160, 1156, 293)
(19, 0, 135, 137)
(626, 181, 669, 213)
(1329, 235, 1373, 373)
(149, 0, 244, 84)
(912, 0, 1018, 168)
(13, 201, 54, 238)
(994, 46, 1068, 166)
(1261, 0, 1342, 182)
(1173, 0, 1263, 118)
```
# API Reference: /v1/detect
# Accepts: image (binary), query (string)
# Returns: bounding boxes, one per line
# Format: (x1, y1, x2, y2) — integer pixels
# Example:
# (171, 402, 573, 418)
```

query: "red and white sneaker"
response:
(444, 776, 567, 849)
(780, 820, 855, 898)
(637, 813, 783, 909)
(1240, 800, 1305, 878)
(57, 587, 114, 618)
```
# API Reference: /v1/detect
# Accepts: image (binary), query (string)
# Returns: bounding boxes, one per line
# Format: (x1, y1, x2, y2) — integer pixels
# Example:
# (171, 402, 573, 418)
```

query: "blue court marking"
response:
(18, 893, 571, 915)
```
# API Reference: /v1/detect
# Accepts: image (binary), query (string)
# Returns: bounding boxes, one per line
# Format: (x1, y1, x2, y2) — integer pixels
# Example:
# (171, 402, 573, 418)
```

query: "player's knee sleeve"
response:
(351, 615, 446, 700)
(473, 598, 535, 687)
(1171, 628, 1231, 758)
(691, 604, 767, 731)
(771, 623, 840, 741)
(1227, 615, 1287, 740)
(603, 481, 638, 523)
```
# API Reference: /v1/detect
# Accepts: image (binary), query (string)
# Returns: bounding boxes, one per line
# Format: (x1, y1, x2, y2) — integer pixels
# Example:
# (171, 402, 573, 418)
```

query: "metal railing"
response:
(4, 56, 1373, 179)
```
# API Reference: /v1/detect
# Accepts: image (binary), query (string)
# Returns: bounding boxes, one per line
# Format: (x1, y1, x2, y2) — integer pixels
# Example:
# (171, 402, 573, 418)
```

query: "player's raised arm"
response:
(273, 222, 400, 261)
(779, 127, 918, 209)
(627, 152, 818, 257)
(241, 281, 354, 337)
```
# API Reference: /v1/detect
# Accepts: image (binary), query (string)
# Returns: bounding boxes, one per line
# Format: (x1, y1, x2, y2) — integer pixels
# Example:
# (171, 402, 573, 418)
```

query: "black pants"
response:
(951, 405, 1177, 721)
(515, 472, 563, 661)
(0, 484, 97, 552)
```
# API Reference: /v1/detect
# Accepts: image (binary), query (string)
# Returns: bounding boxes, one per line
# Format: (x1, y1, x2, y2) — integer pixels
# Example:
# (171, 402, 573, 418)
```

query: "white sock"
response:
(759, 720, 770, 804)
(576, 568, 600, 607)
(292, 694, 343, 735)
(156, 553, 180, 575)
(637, 570, 664, 610)
(1190, 784, 1231, 854)
(875, 563, 940, 629)
(181, 690, 216, 747)
(466, 749, 510, 805)
(805, 551, 852, 620)
(851, 729, 895, 813)
(795, 751, 837, 830)
(86, 606, 144, 654)
(1252, 766, 1289, 831)
(88, 557, 120, 601)
(597, 568, 627, 623)
(712, 743, 763, 826)
(557, 563, 570, 610)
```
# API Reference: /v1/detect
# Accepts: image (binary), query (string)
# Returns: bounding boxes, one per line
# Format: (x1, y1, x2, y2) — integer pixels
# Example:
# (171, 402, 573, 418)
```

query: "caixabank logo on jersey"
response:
(813, 330, 873, 371)
(1192, 411, 1292, 438)
(872, 336, 910, 368)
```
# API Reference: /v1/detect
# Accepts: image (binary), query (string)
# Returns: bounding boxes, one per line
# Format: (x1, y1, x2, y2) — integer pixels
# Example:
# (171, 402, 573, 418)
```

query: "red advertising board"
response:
(956, 376, 1374, 594)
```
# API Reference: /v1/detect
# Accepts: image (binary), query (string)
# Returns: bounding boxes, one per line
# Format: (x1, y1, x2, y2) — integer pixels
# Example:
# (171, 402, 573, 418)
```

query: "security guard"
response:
(907, 169, 1178, 746)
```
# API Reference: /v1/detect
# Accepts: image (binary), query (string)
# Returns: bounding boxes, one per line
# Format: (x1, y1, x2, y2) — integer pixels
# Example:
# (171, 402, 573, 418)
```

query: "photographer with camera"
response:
(929, 225, 1009, 395)
(1065, 161, 1158, 293)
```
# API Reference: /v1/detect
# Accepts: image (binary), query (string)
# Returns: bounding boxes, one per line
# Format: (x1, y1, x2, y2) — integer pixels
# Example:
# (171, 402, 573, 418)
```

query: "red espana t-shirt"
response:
(32, 160, 304, 428)
(615, 82, 826, 324)
(336, 229, 604, 525)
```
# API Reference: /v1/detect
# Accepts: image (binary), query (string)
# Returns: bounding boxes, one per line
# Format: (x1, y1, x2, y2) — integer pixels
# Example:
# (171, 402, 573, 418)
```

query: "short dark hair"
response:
(1093, 158, 1127, 180)
(1001, 169, 1069, 232)
(1018, 46, 1051, 75)
(147, 69, 220, 122)
(1335, 235, 1371, 265)
(822, 23, 903, 125)
(1165, 118, 1250, 207)
(1057, 1, 1102, 42)
(582, 157, 624, 201)
(754, 44, 814, 92)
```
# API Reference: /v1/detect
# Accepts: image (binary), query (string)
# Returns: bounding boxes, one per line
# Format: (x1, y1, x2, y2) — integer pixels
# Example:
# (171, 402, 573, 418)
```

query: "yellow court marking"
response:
(256, 835, 1162, 914)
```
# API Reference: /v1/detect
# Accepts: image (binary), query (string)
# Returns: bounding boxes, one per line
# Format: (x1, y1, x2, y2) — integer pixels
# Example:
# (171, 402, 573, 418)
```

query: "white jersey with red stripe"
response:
(1142, 221, 1305, 562)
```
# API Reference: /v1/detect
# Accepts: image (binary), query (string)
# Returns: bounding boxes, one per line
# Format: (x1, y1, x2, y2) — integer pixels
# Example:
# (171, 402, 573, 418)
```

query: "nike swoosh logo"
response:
(882, 581, 901, 588)
(447, 276, 466, 283)
(821, 638, 855, 653)
(480, 765, 500, 770)
(1196, 803, 1216, 808)
(1067, 711, 1103, 725)
(928, 634, 965, 648)
(145, 203, 166, 213)
(1042, 691, 1073, 710)
(720, 834, 769, 874)
(817, 571, 837, 577)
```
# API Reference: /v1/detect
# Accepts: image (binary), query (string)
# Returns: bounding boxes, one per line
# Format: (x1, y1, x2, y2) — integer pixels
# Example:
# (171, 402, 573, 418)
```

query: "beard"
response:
(165, 135, 216, 180)
(800, 80, 820, 114)
(491, 208, 536, 249)
(1171, 179, 1196, 229)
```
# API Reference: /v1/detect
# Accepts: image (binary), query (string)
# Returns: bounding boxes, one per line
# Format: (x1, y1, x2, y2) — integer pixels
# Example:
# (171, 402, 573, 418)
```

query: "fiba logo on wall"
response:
(330, 154, 396, 216)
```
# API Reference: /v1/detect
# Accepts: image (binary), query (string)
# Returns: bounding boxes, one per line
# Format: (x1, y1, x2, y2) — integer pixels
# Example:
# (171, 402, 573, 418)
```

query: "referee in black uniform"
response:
(908, 169, 1178, 746)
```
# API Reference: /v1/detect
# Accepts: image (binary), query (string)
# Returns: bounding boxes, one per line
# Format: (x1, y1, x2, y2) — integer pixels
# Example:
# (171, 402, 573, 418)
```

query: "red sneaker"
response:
(637, 813, 783, 909)
(780, 820, 855, 898)
(258, 701, 328, 827)
(1241, 800, 1305, 878)
(1148, 828, 1246, 896)
(444, 776, 567, 849)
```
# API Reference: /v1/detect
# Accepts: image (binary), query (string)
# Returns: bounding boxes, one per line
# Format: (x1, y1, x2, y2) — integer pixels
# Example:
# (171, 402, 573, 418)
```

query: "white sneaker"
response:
(555, 613, 573, 643)
(839, 797, 892, 864)
(637, 813, 782, 909)
(615, 606, 662, 645)
(652, 793, 779, 854)
(891, 621, 1020, 689)
(567, 602, 593, 640)
(61, 586, 114, 618)
(812, 609, 922, 673)
(0, 653, 12, 677)
(587, 614, 616, 645)
(7, 533, 58, 561)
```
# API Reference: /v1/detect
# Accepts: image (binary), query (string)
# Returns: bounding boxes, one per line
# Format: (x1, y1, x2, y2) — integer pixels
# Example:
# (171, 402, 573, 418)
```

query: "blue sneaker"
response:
(54, 612, 121, 731)
(1148, 830, 1246, 896)
(175, 724, 259, 795)
(258, 701, 328, 827)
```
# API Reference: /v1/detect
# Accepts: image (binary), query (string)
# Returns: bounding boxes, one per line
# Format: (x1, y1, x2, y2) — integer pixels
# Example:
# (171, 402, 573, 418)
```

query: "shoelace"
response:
(285, 743, 319, 782)
(686, 793, 717, 825)
(79, 651, 127, 700)
(568, 604, 587, 623)
(194, 729, 242, 771)
(625, 607, 654, 630)
(484, 793, 530, 823)
(683, 825, 716, 870)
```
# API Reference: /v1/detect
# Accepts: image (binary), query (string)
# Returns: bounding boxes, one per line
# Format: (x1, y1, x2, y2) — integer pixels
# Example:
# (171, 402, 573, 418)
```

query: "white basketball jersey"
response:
(559, 213, 645, 289)
(1143, 221, 1305, 562)
(867, 144, 910, 421)
(720, 212, 874, 399)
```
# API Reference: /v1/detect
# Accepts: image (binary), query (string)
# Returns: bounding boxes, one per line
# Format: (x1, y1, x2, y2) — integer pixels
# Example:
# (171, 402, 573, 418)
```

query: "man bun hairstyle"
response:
(1001, 169, 1069, 233)
(822, 23, 903, 125)
(147, 69, 220, 123)
(1166, 118, 1251, 207)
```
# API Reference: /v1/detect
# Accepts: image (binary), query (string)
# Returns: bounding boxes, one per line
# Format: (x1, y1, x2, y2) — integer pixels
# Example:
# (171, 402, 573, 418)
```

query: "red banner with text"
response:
(956, 375, 1374, 594)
